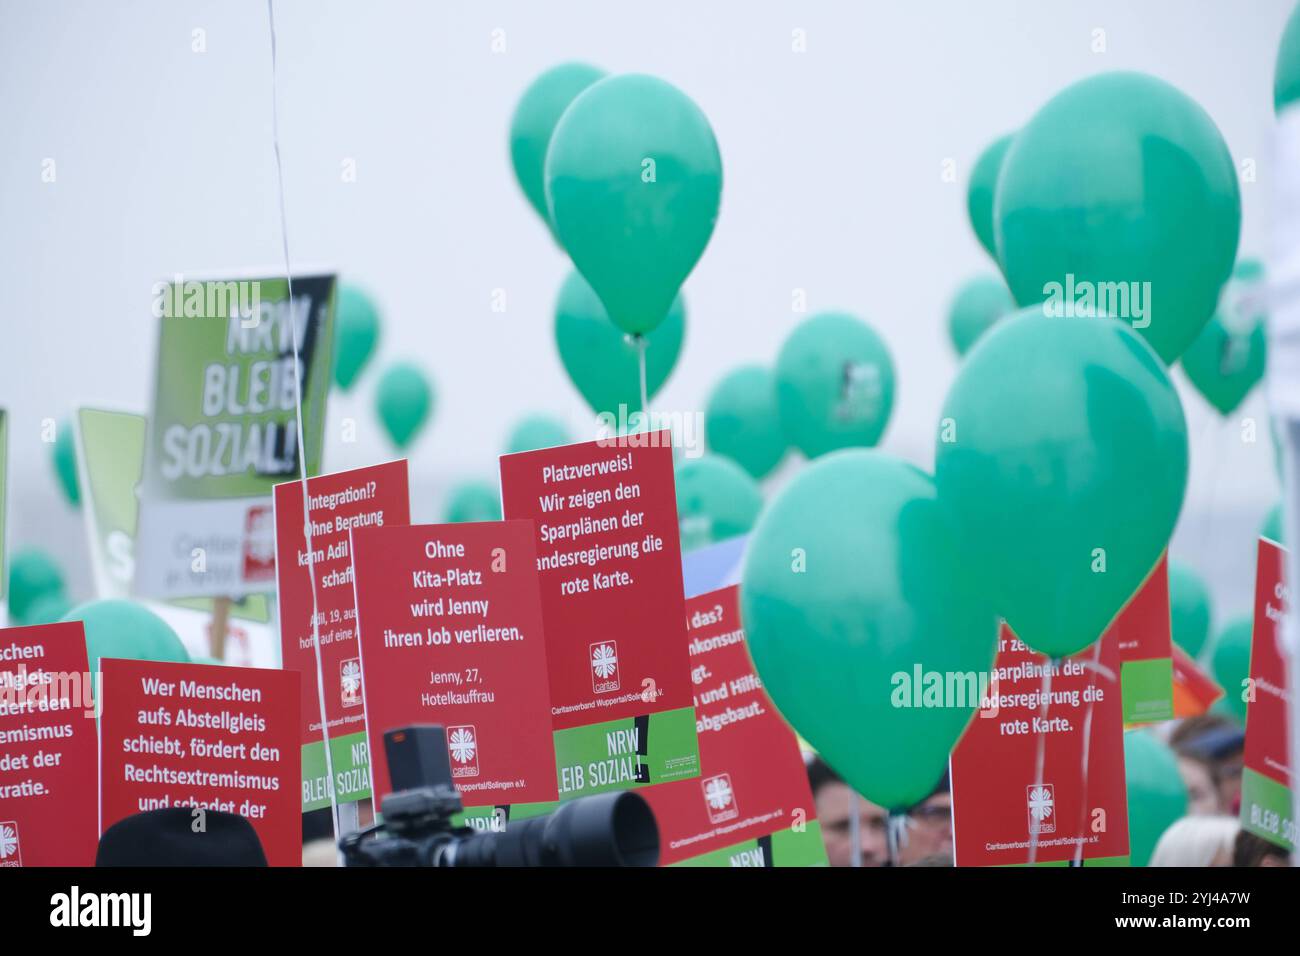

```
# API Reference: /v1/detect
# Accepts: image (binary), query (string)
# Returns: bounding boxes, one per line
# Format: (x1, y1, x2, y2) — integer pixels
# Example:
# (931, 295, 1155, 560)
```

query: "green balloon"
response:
(375, 362, 434, 449)
(675, 455, 763, 552)
(742, 450, 997, 810)
(1209, 615, 1253, 724)
(64, 599, 190, 672)
(506, 415, 571, 454)
(22, 591, 73, 626)
(997, 72, 1240, 364)
(555, 270, 684, 415)
(1262, 502, 1284, 544)
(1180, 265, 1267, 416)
(966, 133, 1013, 260)
(1277, 2, 1300, 113)
(935, 309, 1188, 659)
(443, 481, 502, 524)
(1124, 730, 1189, 867)
(546, 74, 722, 336)
(332, 285, 381, 391)
(510, 62, 606, 233)
(948, 274, 1015, 356)
(8, 548, 66, 622)
(53, 416, 80, 507)
(775, 312, 895, 459)
(1168, 561, 1212, 658)
(705, 366, 787, 480)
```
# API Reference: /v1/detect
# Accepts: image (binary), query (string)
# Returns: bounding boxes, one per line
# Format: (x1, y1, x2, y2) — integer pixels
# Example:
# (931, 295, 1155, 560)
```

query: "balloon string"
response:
(886, 810, 908, 867)
(1027, 660, 1054, 865)
(267, 0, 340, 846)
(1072, 640, 1107, 866)
(848, 790, 861, 868)
(636, 334, 649, 419)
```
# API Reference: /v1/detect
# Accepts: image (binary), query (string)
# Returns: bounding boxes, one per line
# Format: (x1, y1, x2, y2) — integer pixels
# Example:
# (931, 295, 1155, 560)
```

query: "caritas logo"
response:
(340, 658, 362, 708)
(702, 774, 738, 824)
(447, 725, 480, 779)
(242, 505, 276, 581)
(589, 641, 620, 694)
(0, 821, 22, 867)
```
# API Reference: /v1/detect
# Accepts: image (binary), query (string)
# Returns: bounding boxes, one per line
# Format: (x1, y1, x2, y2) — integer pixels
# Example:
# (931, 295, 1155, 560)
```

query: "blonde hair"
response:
(1150, 815, 1239, 867)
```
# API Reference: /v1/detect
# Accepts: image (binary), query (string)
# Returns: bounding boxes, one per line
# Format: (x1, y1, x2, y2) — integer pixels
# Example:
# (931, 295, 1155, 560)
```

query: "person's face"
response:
(814, 781, 888, 866)
(898, 792, 952, 865)
(1215, 752, 1244, 815)
(1177, 757, 1221, 815)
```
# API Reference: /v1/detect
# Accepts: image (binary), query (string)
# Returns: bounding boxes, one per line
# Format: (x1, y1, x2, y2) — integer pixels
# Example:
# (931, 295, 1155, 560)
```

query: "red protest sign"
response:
(1240, 537, 1294, 851)
(274, 460, 410, 809)
(99, 659, 301, 866)
(0, 622, 98, 866)
(639, 586, 826, 867)
(351, 520, 559, 808)
(1172, 644, 1223, 719)
(951, 624, 1129, 866)
(1109, 553, 1175, 723)
(499, 434, 700, 799)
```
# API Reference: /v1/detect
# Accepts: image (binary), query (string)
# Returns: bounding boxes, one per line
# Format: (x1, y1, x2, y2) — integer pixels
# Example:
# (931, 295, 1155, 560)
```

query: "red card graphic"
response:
(639, 586, 824, 866)
(99, 658, 301, 866)
(0, 622, 98, 866)
(274, 460, 410, 747)
(951, 624, 1129, 866)
(498, 434, 694, 729)
(351, 520, 558, 807)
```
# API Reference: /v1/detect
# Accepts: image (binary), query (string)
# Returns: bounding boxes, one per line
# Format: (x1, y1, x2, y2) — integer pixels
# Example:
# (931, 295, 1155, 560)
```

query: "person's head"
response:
(898, 773, 952, 866)
(1149, 815, 1239, 867)
(1170, 715, 1245, 814)
(807, 756, 888, 866)
(1175, 753, 1222, 815)
(1233, 830, 1291, 867)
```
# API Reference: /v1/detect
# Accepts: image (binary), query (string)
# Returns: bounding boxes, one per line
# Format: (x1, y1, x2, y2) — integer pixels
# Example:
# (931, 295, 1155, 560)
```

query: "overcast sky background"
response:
(0, 0, 1292, 622)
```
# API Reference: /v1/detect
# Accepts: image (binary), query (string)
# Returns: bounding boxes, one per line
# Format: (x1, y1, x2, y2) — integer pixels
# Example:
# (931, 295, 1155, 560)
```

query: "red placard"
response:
(0, 622, 98, 866)
(1172, 644, 1224, 719)
(951, 624, 1129, 866)
(351, 520, 559, 807)
(274, 460, 410, 749)
(498, 434, 695, 729)
(99, 658, 301, 866)
(639, 586, 824, 866)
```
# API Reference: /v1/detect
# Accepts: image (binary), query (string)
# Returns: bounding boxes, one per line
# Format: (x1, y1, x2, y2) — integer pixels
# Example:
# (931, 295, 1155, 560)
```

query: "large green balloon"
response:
(332, 285, 381, 391)
(935, 309, 1188, 659)
(510, 62, 606, 234)
(1209, 615, 1253, 724)
(674, 455, 763, 552)
(443, 480, 502, 524)
(1124, 730, 1189, 867)
(775, 312, 895, 459)
(64, 599, 190, 671)
(947, 275, 1015, 356)
(1180, 260, 1267, 415)
(555, 270, 684, 415)
(705, 366, 787, 480)
(1262, 502, 1284, 544)
(53, 416, 80, 507)
(546, 74, 722, 336)
(742, 451, 997, 810)
(23, 592, 73, 626)
(1168, 561, 1212, 658)
(997, 72, 1240, 364)
(375, 362, 434, 449)
(1277, 2, 1300, 113)
(966, 133, 1013, 260)
(506, 415, 571, 454)
(8, 548, 66, 623)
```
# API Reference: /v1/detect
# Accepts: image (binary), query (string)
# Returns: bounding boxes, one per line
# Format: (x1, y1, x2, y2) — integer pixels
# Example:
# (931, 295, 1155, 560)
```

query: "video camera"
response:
(339, 725, 660, 867)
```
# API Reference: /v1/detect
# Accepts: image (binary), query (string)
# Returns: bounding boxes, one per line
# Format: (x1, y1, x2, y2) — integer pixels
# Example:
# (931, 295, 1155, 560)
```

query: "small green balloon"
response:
(966, 133, 1013, 260)
(775, 312, 895, 459)
(8, 548, 66, 622)
(704, 366, 787, 480)
(332, 285, 381, 391)
(1168, 561, 1212, 659)
(997, 72, 1240, 364)
(1262, 502, 1284, 544)
(506, 415, 571, 454)
(1181, 261, 1267, 415)
(675, 455, 763, 552)
(935, 309, 1188, 659)
(443, 481, 502, 524)
(742, 450, 997, 810)
(22, 591, 73, 626)
(375, 362, 434, 449)
(1124, 730, 1189, 867)
(64, 599, 190, 671)
(510, 62, 606, 233)
(1277, 2, 1300, 113)
(53, 416, 81, 507)
(947, 275, 1015, 356)
(555, 270, 685, 416)
(546, 74, 722, 336)
(1209, 615, 1253, 724)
